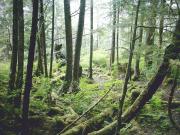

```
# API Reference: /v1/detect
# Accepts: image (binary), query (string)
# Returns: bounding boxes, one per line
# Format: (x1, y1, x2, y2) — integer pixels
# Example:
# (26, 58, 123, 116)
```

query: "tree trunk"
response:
(21, 0, 39, 134)
(116, 3, 120, 64)
(110, 0, 116, 66)
(145, 0, 158, 67)
(89, 0, 93, 79)
(8, 0, 18, 91)
(115, 1, 141, 134)
(39, 0, 48, 77)
(73, 0, 86, 87)
(159, 0, 165, 48)
(49, 0, 55, 78)
(16, 0, 24, 89)
(133, 14, 144, 80)
(61, 0, 73, 92)
(36, 31, 44, 75)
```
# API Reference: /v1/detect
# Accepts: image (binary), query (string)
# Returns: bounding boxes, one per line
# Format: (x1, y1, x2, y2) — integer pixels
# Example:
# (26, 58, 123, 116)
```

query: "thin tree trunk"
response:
(134, 14, 144, 80)
(39, 0, 48, 77)
(61, 0, 73, 93)
(110, 0, 116, 66)
(159, 0, 165, 48)
(21, 0, 39, 134)
(115, 0, 141, 134)
(36, 31, 44, 75)
(49, 0, 55, 78)
(8, 0, 18, 91)
(73, 0, 86, 86)
(116, 3, 120, 64)
(89, 0, 93, 79)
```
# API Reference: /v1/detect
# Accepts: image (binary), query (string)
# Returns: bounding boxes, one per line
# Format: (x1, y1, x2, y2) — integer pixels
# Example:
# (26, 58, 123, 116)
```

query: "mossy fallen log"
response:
(60, 108, 115, 135)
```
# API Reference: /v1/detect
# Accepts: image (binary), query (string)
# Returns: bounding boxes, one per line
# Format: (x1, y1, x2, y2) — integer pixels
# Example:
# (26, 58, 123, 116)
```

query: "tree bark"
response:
(16, 0, 24, 89)
(110, 0, 116, 66)
(21, 0, 39, 134)
(49, 0, 55, 78)
(73, 0, 86, 86)
(36, 31, 44, 75)
(61, 0, 73, 92)
(8, 0, 18, 91)
(89, 0, 93, 79)
(39, 0, 48, 77)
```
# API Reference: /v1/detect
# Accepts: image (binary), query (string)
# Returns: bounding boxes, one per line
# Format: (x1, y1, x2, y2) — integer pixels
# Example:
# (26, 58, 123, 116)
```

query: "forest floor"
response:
(0, 62, 180, 135)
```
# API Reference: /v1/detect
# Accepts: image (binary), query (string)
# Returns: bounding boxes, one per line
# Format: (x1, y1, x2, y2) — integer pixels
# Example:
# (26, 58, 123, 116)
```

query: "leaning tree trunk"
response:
(73, 0, 86, 89)
(89, 0, 93, 79)
(115, 0, 140, 134)
(8, 0, 18, 91)
(21, 0, 39, 134)
(87, 18, 180, 135)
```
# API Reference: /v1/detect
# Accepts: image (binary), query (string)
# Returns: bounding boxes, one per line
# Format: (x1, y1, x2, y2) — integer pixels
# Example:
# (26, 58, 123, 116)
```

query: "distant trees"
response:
(21, 0, 39, 134)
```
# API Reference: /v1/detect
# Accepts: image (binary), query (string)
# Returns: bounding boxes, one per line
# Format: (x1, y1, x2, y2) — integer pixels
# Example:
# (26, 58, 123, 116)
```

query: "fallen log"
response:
(88, 18, 180, 135)
(60, 108, 116, 135)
